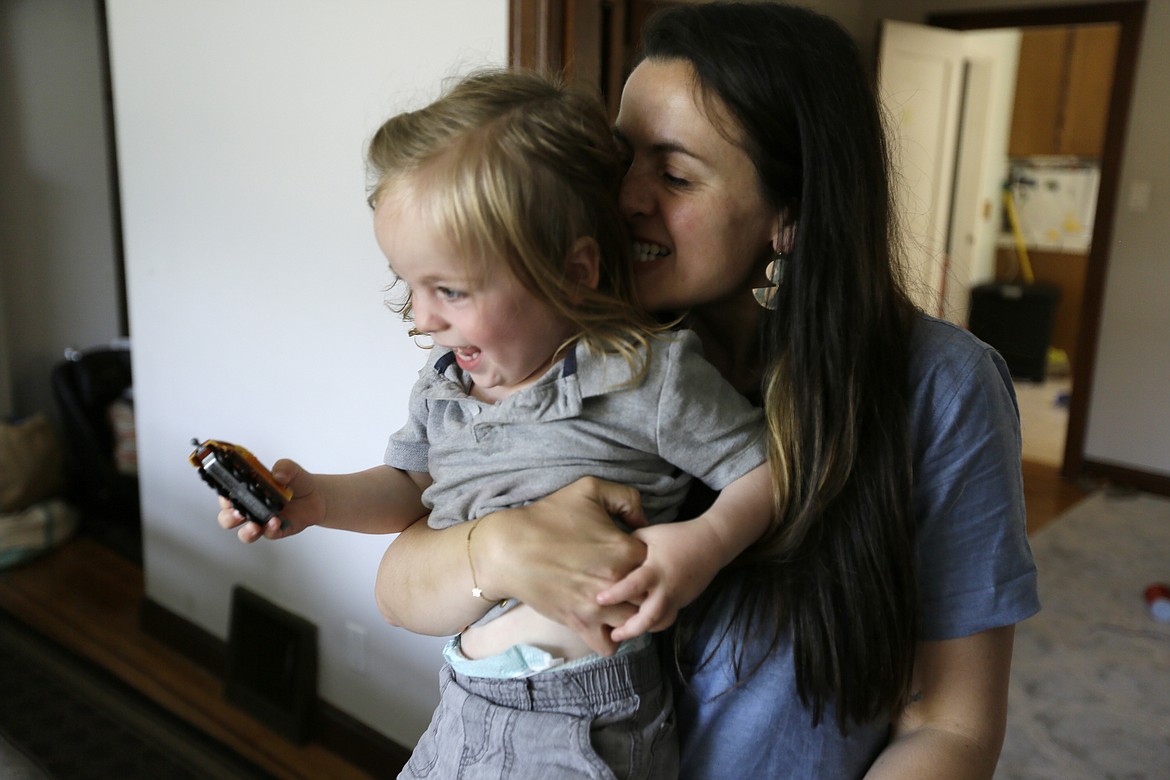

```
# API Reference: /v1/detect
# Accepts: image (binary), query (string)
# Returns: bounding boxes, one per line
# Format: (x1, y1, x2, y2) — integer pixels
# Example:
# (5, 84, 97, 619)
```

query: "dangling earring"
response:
(753, 249, 787, 310)
(753, 221, 790, 308)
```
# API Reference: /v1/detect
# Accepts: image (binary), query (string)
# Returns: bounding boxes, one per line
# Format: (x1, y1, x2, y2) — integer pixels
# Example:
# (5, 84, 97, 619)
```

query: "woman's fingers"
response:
(564, 601, 640, 656)
(577, 476, 648, 529)
(471, 477, 651, 650)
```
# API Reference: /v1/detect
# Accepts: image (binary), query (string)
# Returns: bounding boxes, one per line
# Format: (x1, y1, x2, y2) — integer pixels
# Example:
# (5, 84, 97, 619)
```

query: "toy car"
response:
(189, 438, 291, 526)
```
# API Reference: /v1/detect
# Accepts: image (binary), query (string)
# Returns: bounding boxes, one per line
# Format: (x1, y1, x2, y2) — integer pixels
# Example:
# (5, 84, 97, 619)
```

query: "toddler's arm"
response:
(220, 459, 430, 543)
(596, 463, 774, 641)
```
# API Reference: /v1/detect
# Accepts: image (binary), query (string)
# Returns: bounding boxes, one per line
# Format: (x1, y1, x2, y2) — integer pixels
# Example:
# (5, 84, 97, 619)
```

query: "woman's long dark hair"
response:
(644, 3, 919, 731)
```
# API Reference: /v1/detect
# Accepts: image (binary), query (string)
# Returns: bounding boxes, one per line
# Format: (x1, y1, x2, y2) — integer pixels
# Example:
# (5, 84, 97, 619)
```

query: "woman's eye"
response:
(662, 171, 690, 187)
(611, 130, 633, 167)
(618, 148, 634, 172)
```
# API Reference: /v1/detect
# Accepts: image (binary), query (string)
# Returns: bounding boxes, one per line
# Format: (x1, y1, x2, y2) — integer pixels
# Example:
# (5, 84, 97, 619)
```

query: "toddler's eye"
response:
(437, 286, 467, 301)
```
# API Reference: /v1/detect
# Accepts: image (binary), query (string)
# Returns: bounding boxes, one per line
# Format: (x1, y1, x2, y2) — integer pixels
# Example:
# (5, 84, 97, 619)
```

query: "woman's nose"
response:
(619, 166, 653, 218)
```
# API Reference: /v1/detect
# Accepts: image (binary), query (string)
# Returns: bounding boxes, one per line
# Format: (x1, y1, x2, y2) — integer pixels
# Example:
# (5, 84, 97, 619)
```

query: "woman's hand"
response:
(480, 477, 651, 654)
(217, 458, 322, 543)
(376, 476, 650, 655)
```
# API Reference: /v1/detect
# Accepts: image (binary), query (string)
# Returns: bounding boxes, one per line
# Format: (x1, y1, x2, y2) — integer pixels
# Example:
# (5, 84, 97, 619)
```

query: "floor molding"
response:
(140, 597, 411, 776)
(0, 535, 392, 779)
(1081, 458, 1170, 498)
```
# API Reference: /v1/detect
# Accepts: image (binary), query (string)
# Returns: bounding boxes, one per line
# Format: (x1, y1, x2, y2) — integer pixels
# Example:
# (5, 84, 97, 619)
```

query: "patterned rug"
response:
(0, 608, 271, 780)
(997, 489, 1170, 778)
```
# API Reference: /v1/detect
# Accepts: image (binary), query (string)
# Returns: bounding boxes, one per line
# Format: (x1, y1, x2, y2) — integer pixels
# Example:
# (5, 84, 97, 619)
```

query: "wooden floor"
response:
(0, 534, 371, 780)
(1021, 459, 1096, 535)
(0, 460, 1091, 778)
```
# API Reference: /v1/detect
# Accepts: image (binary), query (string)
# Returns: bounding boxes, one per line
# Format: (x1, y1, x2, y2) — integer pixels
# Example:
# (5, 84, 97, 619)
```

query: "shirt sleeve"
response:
(654, 331, 768, 491)
(912, 331, 1040, 640)
(384, 365, 433, 474)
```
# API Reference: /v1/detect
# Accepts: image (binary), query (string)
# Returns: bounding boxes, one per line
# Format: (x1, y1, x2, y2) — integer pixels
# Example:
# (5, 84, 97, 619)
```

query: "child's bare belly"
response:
(459, 604, 596, 661)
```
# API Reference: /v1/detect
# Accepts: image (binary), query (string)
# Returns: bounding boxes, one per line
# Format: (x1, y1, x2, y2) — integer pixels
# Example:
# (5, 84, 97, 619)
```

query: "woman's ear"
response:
(771, 209, 796, 255)
(565, 237, 601, 291)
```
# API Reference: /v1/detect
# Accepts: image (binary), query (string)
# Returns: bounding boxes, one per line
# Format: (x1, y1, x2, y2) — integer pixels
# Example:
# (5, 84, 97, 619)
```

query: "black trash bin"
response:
(968, 282, 1061, 383)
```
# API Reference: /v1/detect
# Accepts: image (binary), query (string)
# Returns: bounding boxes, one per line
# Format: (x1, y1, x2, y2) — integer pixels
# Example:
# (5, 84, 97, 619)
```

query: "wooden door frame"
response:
(508, 0, 673, 118)
(509, 0, 565, 72)
(929, 2, 1151, 491)
(508, 0, 615, 106)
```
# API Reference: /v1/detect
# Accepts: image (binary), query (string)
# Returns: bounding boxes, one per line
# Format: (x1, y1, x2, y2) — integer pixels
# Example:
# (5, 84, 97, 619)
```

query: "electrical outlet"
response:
(344, 621, 367, 673)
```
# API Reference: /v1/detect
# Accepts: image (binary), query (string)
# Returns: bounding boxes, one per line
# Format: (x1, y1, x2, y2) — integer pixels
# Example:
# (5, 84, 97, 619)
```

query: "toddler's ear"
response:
(565, 237, 601, 291)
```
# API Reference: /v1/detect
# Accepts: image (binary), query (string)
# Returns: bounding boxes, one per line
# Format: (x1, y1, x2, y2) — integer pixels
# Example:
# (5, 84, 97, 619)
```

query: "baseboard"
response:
(140, 597, 411, 775)
(1080, 459, 1170, 498)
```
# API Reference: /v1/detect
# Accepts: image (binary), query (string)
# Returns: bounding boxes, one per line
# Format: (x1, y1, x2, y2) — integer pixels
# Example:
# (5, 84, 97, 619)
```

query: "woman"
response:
(372, 4, 1038, 777)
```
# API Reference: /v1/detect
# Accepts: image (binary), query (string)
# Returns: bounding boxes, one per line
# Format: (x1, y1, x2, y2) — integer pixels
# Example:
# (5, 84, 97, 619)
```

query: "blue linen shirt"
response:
(674, 315, 1040, 779)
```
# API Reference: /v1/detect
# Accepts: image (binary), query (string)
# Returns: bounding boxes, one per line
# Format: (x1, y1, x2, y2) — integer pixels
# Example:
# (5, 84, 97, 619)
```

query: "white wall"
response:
(0, 0, 121, 421)
(870, 0, 1170, 479)
(107, 0, 507, 746)
(1081, 1, 1170, 474)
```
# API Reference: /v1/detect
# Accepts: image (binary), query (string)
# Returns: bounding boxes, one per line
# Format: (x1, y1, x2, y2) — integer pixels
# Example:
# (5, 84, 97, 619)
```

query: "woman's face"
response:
(615, 58, 779, 314)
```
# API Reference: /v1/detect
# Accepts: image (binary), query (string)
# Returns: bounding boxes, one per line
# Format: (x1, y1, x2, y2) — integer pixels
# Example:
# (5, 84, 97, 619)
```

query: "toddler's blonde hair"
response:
(367, 68, 666, 379)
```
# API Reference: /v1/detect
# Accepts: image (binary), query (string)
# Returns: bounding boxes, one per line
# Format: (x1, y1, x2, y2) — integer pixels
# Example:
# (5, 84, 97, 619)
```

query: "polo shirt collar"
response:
(413, 340, 638, 423)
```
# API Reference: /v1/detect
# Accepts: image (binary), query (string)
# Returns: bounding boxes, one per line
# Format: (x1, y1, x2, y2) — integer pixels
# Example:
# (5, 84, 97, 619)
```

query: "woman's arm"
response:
(865, 625, 1015, 779)
(375, 476, 650, 654)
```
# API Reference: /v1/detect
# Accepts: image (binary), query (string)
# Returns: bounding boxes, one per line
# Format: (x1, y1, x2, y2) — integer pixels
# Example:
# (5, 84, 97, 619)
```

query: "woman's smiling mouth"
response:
(633, 241, 671, 263)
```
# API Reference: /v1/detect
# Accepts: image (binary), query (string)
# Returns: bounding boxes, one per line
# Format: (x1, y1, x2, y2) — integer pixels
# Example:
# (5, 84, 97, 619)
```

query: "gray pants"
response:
(400, 641, 678, 779)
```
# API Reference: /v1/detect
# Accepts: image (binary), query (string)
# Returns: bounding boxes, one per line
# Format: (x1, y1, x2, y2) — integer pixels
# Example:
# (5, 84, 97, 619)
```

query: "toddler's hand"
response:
(216, 458, 322, 543)
(595, 519, 725, 641)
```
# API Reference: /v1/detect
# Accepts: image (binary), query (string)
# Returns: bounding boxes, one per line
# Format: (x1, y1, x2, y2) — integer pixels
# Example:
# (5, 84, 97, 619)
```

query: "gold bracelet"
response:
(466, 520, 496, 602)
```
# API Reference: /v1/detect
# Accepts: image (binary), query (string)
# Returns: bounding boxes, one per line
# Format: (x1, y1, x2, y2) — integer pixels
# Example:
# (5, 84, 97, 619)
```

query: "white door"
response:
(879, 21, 1020, 323)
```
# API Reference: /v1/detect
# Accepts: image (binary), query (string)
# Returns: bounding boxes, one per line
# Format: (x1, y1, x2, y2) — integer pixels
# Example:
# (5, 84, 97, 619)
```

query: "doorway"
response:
(926, 2, 1146, 478)
(880, 16, 1121, 470)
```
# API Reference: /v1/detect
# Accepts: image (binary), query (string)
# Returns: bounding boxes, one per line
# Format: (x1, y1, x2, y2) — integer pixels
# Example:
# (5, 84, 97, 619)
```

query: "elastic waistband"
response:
(447, 640, 663, 711)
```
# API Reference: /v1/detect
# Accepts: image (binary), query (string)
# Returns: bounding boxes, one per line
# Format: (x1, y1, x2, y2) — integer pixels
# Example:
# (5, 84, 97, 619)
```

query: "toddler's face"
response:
(373, 186, 575, 403)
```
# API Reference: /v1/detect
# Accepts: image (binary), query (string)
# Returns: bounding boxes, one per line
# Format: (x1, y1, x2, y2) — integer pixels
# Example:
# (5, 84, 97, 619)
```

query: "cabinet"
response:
(1008, 23, 1119, 158)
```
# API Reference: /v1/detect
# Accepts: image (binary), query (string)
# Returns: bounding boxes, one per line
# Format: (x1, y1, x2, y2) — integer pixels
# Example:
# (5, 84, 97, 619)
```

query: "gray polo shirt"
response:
(385, 329, 766, 531)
